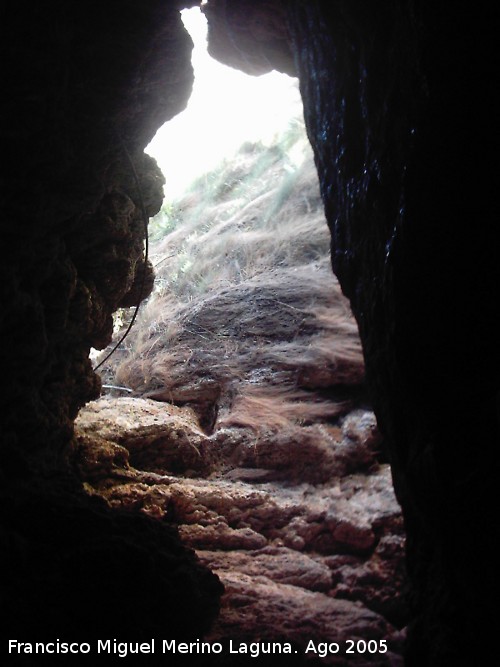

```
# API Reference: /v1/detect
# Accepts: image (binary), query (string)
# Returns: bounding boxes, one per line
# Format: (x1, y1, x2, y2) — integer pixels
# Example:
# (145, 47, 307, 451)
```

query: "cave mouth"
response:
(77, 6, 409, 657)
(90, 5, 372, 464)
(147, 7, 304, 201)
(3, 2, 495, 661)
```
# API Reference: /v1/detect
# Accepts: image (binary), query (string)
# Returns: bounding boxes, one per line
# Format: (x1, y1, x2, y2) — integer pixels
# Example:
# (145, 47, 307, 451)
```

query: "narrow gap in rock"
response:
(78, 6, 408, 661)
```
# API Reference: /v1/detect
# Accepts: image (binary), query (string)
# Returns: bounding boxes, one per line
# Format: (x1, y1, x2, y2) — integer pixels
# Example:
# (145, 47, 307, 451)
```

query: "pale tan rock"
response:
(179, 524, 268, 551)
(199, 546, 333, 592)
(75, 395, 407, 662)
(76, 395, 213, 473)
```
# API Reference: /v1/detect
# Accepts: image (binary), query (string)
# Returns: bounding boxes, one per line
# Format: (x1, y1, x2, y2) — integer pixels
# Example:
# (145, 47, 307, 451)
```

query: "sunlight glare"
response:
(146, 8, 302, 201)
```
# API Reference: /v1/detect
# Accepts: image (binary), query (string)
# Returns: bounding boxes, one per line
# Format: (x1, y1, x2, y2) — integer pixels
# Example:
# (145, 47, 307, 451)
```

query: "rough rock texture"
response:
(75, 396, 408, 664)
(203, 0, 498, 664)
(1, 1, 194, 463)
(203, 0, 295, 76)
(2, 0, 497, 664)
(1, 0, 223, 653)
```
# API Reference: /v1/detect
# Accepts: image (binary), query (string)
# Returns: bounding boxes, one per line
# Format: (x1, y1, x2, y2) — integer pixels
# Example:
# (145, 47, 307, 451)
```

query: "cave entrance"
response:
(80, 6, 408, 655)
(96, 7, 368, 424)
(148, 8, 304, 202)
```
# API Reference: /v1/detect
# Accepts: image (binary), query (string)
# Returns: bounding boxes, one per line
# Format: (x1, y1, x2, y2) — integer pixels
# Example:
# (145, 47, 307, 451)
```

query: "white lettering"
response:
(8, 641, 91, 655)
(163, 639, 176, 652)
(163, 639, 221, 654)
(228, 641, 293, 656)
(305, 641, 340, 658)
(229, 640, 242, 653)
(98, 640, 110, 653)
(249, 643, 260, 657)
(97, 640, 153, 656)
(8, 641, 18, 653)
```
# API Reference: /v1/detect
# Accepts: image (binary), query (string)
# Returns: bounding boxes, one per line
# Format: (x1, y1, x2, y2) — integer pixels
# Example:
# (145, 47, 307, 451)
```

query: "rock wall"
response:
(1, 0, 223, 652)
(202, 0, 499, 663)
(1, 0, 194, 464)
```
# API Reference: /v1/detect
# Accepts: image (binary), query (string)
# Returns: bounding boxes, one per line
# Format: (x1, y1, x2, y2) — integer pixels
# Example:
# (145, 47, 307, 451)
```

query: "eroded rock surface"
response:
(1, 1, 223, 651)
(203, 2, 498, 662)
(75, 396, 408, 664)
(3, 1, 495, 663)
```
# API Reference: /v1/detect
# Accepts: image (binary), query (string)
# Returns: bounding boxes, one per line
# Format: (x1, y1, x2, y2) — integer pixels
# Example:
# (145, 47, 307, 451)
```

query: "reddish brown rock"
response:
(75, 395, 408, 661)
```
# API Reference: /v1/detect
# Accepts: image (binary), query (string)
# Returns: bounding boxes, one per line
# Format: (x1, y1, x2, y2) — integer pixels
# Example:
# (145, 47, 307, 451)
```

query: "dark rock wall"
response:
(1, 0, 222, 650)
(1, 0, 194, 466)
(203, 0, 498, 664)
(287, 4, 498, 664)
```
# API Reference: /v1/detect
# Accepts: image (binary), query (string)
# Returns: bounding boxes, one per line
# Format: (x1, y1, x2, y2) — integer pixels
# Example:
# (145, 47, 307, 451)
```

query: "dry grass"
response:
(99, 116, 365, 434)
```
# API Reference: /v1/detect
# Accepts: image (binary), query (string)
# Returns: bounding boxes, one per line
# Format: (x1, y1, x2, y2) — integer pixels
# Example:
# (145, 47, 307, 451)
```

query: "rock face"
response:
(2, 1, 193, 463)
(1, 0, 223, 653)
(202, 0, 498, 664)
(75, 396, 407, 664)
(1, 0, 497, 665)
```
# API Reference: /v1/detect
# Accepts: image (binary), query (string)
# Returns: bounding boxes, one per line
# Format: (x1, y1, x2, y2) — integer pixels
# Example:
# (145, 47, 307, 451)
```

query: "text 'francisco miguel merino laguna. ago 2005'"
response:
(8, 639, 391, 659)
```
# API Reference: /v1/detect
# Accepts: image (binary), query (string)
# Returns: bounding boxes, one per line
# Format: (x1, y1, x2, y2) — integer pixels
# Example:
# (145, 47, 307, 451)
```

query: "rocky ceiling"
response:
(1, 1, 497, 665)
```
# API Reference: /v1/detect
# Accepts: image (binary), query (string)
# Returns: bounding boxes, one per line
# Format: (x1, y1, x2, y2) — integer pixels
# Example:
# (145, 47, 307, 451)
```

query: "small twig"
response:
(153, 252, 177, 269)
(102, 384, 134, 393)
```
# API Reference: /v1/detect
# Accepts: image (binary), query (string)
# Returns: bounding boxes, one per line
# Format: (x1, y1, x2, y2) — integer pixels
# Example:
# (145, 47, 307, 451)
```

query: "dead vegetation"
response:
(96, 116, 365, 438)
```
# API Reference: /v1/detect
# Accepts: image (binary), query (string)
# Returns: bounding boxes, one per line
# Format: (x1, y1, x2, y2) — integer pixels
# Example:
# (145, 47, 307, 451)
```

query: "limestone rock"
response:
(75, 396, 408, 662)
(206, 572, 403, 665)
(199, 547, 333, 592)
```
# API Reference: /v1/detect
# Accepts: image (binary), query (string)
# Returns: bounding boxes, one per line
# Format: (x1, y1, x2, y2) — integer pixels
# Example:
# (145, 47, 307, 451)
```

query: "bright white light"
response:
(146, 8, 302, 201)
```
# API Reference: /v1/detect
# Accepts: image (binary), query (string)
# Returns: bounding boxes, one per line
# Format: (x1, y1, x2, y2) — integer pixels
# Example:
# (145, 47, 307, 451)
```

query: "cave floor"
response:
(74, 396, 407, 665)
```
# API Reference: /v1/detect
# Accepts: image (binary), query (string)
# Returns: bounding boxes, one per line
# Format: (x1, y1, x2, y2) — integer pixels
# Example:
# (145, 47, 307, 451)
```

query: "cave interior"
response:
(1, 1, 498, 665)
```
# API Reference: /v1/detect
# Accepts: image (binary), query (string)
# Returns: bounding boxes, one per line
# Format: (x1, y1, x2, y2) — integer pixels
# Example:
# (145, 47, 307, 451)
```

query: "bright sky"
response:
(146, 8, 302, 201)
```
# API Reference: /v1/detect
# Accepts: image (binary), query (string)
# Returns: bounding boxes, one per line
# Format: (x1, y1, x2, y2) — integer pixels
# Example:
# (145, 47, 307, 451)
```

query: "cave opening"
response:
(2, 2, 496, 662)
(78, 6, 409, 659)
(91, 6, 368, 437)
